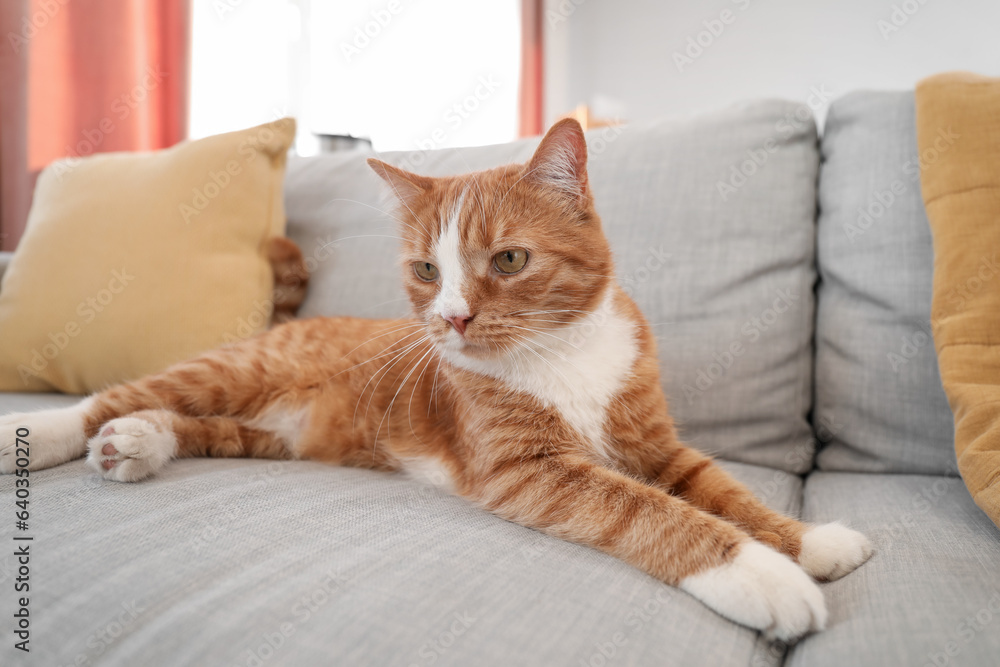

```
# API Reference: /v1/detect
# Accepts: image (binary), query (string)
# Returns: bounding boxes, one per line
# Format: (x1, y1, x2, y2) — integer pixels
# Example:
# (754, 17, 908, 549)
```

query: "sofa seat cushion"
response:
(0, 391, 84, 413)
(0, 458, 800, 667)
(787, 472, 1000, 667)
(286, 100, 820, 473)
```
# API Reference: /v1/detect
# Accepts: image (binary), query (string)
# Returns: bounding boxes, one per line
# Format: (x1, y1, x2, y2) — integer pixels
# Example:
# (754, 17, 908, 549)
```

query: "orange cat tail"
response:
(266, 236, 310, 325)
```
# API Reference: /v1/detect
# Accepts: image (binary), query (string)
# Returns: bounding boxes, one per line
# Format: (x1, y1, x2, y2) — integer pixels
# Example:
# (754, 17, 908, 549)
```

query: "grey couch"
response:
(2, 91, 998, 667)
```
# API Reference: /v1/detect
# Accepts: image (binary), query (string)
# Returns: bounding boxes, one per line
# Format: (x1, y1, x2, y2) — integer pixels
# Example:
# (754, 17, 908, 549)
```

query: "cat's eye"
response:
(493, 248, 528, 274)
(413, 262, 439, 281)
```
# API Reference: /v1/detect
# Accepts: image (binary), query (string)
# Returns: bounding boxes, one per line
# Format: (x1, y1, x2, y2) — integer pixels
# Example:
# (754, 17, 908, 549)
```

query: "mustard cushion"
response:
(0, 118, 295, 394)
(916, 72, 1000, 529)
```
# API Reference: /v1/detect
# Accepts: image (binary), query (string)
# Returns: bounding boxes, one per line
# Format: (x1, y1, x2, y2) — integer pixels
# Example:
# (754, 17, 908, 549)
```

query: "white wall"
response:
(544, 0, 1000, 129)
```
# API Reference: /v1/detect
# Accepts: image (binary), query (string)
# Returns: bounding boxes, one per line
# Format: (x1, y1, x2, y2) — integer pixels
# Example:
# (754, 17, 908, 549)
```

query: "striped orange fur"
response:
(1, 119, 871, 640)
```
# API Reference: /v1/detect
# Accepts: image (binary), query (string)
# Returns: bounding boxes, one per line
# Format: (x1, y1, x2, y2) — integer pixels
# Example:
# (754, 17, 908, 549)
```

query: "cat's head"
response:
(368, 119, 613, 361)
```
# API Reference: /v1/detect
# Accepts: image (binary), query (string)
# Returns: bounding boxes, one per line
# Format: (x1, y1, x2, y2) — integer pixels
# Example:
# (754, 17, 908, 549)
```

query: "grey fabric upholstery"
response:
(0, 391, 83, 412)
(788, 472, 1000, 667)
(0, 453, 799, 667)
(285, 100, 820, 473)
(814, 91, 955, 475)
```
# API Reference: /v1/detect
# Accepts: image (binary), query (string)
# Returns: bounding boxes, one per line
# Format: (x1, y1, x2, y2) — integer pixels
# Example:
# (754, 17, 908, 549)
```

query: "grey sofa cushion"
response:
(0, 458, 800, 667)
(814, 91, 955, 475)
(788, 471, 1000, 667)
(285, 100, 820, 473)
(0, 391, 83, 413)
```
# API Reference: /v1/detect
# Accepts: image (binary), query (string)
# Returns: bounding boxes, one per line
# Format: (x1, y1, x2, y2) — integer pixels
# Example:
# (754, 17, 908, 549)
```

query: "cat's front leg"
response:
(472, 453, 826, 641)
(655, 446, 873, 582)
(0, 398, 96, 472)
(86, 410, 291, 482)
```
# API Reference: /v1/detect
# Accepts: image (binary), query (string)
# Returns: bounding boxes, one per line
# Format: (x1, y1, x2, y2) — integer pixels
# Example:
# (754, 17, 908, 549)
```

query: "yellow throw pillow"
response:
(0, 118, 296, 394)
(916, 72, 1000, 530)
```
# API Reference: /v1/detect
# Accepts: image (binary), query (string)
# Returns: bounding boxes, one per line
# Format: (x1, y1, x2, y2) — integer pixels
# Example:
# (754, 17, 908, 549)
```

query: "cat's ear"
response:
(525, 118, 589, 204)
(367, 158, 433, 206)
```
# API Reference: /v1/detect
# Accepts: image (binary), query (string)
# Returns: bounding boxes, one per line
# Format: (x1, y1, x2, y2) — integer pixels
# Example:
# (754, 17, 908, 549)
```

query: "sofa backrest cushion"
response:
(284, 101, 820, 473)
(814, 91, 956, 475)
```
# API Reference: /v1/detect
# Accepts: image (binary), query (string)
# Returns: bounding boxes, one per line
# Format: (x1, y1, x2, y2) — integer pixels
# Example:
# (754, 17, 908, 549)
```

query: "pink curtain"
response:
(0, 0, 189, 251)
(519, 0, 544, 137)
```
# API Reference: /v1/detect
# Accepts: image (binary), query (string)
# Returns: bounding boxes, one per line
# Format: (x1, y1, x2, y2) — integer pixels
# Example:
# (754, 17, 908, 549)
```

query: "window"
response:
(190, 1, 520, 155)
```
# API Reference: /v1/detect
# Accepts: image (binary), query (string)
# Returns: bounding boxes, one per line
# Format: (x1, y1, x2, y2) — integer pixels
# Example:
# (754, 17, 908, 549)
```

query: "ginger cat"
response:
(0, 119, 871, 641)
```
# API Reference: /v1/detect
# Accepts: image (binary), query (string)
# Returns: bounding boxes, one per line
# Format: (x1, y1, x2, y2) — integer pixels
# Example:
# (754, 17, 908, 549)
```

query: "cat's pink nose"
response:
(444, 314, 473, 336)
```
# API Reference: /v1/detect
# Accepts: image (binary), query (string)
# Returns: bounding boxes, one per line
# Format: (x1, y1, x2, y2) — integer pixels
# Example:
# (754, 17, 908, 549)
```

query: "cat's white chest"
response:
(448, 291, 639, 459)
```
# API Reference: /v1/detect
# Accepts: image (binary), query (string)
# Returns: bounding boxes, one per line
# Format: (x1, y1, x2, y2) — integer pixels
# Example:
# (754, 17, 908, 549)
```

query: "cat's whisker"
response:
(332, 324, 428, 378)
(384, 343, 437, 449)
(359, 297, 412, 315)
(353, 334, 432, 432)
(407, 348, 439, 430)
(508, 332, 575, 386)
(428, 354, 444, 417)
(505, 325, 582, 352)
(516, 334, 580, 371)
(320, 196, 412, 227)
(351, 331, 430, 371)
(508, 309, 591, 317)
(512, 317, 596, 329)
(319, 234, 407, 250)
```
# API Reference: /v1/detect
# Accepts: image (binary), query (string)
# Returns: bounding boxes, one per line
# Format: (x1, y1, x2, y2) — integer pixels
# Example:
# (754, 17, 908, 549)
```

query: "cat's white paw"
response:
(0, 400, 94, 473)
(86, 417, 176, 482)
(798, 522, 873, 581)
(680, 541, 827, 642)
